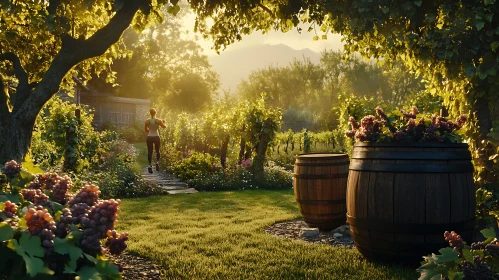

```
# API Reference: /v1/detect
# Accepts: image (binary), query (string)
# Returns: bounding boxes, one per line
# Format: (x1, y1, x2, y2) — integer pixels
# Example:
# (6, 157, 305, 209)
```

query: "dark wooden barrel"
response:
(347, 143, 475, 263)
(294, 153, 350, 230)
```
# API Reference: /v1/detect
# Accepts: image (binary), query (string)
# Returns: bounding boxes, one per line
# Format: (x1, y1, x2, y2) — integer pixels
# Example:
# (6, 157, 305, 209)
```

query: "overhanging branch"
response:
(19, 0, 146, 118)
(0, 52, 29, 88)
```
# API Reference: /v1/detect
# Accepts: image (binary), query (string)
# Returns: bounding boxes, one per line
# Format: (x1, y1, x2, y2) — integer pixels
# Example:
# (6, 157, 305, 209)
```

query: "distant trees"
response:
(236, 50, 425, 131)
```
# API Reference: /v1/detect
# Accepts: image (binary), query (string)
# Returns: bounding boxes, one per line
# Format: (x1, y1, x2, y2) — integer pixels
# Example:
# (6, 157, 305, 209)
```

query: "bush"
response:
(170, 152, 220, 181)
(186, 162, 292, 192)
(117, 126, 143, 143)
(0, 160, 127, 279)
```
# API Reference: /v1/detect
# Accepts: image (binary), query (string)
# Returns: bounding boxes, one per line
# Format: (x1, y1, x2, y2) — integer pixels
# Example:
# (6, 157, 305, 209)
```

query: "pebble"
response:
(300, 228, 320, 237)
(333, 233, 343, 238)
(265, 220, 355, 248)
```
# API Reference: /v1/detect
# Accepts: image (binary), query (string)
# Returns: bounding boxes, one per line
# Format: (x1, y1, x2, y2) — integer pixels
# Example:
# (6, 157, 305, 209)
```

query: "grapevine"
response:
(24, 206, 57, 254)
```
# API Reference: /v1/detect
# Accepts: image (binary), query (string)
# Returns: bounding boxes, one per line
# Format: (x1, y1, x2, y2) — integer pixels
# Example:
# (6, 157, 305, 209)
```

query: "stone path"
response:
(141, 168, 198, 195)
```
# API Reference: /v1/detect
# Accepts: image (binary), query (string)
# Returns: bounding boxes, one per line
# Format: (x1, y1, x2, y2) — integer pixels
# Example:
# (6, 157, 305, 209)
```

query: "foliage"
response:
(417, 229, 499, 280)
(169, 152, 221, 182)
(89, 8, 220, 113)
(0, 160, 127, 279)
(476, 182, 499, 225)
(185, 163, 292, 192)
(31, 97, 100, 171)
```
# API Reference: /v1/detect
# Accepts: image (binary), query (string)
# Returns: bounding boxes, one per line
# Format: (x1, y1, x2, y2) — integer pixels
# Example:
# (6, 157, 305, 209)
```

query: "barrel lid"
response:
(296, 153, 349, 159)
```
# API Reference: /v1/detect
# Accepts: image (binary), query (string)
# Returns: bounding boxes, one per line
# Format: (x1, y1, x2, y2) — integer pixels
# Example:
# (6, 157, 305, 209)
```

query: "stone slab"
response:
(167, 188, 198, 195)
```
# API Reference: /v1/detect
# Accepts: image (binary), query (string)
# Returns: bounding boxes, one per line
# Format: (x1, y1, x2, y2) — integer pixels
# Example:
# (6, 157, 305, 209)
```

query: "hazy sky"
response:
(181, 13, 344, 56)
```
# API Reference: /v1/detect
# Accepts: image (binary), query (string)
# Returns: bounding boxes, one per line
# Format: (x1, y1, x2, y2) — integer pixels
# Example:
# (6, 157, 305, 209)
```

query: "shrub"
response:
(170, 152, 220, 181)
(0, 160, 127, 279)
(417, 229, 499, 279)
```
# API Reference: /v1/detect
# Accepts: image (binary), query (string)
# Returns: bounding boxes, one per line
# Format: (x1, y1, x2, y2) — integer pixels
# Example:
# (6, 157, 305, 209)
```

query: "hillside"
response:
(209, 44, 321, 92)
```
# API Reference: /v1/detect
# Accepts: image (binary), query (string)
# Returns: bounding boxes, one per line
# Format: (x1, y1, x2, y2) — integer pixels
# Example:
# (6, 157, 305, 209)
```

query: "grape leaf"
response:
(0, 222, 14, 241)
(480, 227, 497, 239)
(7, 232, 54, 277)
(54, 236, 83, 273)
(462, 248, 473, 262)
(95, 254, 120, 278)
(76, 266, 101, 280)
(434, 247, 458, 263)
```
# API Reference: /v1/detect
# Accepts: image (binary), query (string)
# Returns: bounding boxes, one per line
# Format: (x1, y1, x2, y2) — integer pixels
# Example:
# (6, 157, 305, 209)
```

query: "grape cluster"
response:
(1, 201, 19, 227)
(1, 200, 18, 218)
(444, 231, 465, 251)
(52, 176, 73, 204)
(346, 115, 382, 142)
(400, 106, 419, 119)
(459, 256, 499, 280)
(105, 230, 129, 255)
(70, 203, 91, 224)
(80, 199, 120, 254)
(2, 160, 21, 179)
(69, 185, 101, 207)
(346, 107, 468, 143)
(21, 189, 50, 206)
(54, 208, 74, 238)
(470, 241, 486, 251)
(485, 242, 499, 257)
(25, 206, 57, 254)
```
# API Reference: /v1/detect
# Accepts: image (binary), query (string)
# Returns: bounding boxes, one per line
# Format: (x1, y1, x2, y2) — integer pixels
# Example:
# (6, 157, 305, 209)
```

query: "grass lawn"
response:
(117, 190, 419, 280)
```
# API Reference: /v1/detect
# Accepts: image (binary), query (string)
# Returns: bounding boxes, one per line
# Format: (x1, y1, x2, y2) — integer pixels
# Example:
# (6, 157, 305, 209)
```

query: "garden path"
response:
(140, 168, 198, 194)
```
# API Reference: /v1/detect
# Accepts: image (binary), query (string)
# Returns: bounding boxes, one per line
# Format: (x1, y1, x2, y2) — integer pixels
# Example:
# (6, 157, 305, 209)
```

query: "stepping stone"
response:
(166, 188, 198, 195)
(157, 186, 186, 190)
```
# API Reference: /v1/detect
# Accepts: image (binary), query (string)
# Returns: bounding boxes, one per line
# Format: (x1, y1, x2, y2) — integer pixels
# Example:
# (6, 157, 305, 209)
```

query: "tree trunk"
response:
(0, 112, 36, 164)
(220, 135, 230, 168)
(253, 118, 273, 177)
(238, 137, 246, 164)
(473, 95, 496, 182)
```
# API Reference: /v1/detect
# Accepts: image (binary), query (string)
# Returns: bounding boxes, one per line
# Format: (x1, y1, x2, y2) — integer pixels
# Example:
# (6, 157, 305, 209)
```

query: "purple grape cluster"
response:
(70, 203, 91, 224)
(2, 160, 21, 179)
(51, 176, 73, 205)
(80, 199, 121, 254)
(69, 185, 101, 207)
(485, 242, 499, 257)
(400, 106, 419, 119)
(444, 231, 465, 251)
(346, 106, 468, 143)
(54, 208, 74, 238)
(25, 206, 57, 254)
(346, 115, 382, 142)
(105, 230, 129, 255)
(459, 256, 499, 280)
(21, 189, 49, 206)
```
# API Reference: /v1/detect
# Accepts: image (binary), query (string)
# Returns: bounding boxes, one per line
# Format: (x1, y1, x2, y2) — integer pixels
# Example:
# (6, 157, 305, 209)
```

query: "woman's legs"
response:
(153, 137, 161, 169)
(146, 136, 154, 166)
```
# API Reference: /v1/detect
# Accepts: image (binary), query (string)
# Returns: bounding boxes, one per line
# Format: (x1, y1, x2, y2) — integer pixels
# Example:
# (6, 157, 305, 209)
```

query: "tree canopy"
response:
(1, 0, 498, 180)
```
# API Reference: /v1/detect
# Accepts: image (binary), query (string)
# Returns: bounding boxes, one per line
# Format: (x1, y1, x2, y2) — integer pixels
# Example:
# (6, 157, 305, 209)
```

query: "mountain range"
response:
(208, 44, 322, 92)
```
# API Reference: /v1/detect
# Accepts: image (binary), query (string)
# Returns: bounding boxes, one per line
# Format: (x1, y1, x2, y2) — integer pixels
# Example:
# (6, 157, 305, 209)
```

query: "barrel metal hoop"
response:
(297, 199, 346, 205)
(295, 161, 350, 166)
(354, 142, 469, 148)
(348, 163, 474, 173)
(351, 151, 471, 160)
(347, 215, 475, 234)
(293, 173, 349, 179)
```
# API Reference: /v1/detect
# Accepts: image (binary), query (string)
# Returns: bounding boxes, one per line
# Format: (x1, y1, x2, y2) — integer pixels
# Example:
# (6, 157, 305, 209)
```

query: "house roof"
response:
(80, 92, 151, 105)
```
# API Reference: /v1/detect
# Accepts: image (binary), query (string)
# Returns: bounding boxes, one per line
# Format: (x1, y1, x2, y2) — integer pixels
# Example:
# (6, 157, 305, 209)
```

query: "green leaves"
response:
(434, 248, 459, 263)
(0, 222, 14, 241)
(54, 232, 84, 273)
(7, 232, 54, 277)
(166, 4, 181, 16)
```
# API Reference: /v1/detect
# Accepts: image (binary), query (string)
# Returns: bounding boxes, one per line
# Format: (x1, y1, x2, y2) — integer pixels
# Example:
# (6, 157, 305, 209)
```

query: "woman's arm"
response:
(144, 119, 149, 132)
(159, 119, 167, 128)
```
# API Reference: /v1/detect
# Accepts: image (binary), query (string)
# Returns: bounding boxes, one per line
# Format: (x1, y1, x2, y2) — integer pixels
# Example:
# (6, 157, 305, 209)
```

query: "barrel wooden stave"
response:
(294, 154, 349, 230)
(347, 144, 475, 262)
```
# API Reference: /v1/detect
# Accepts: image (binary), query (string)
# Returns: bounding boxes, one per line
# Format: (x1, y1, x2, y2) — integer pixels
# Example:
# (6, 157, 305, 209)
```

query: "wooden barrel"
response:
(294, 153, 350, 230)
(347, 143, 475, 263)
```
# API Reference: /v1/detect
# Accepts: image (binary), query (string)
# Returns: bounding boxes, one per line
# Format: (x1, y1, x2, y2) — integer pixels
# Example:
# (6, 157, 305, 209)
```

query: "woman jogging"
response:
(144, 108, 166, 173)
